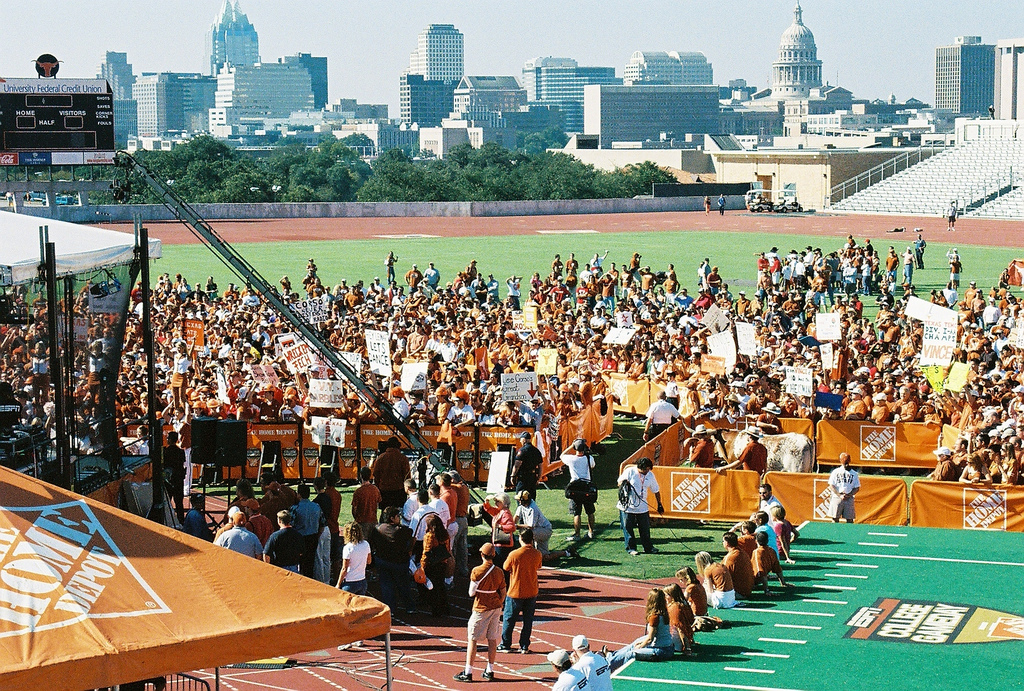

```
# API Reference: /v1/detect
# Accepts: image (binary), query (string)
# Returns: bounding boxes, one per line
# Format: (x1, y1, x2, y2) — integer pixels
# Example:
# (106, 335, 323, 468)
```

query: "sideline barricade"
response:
(763, 471, 908, 526)
(650, 466, 761, 522)
(559, 400, 614, 454)
(816, 420, 941, 469)
(909, 480, 1024, 532)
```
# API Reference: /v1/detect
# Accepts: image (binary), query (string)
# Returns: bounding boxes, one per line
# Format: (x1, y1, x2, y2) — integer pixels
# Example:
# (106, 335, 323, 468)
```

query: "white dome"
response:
(770, 2, 822, 99)
(780, 3, 816, 49)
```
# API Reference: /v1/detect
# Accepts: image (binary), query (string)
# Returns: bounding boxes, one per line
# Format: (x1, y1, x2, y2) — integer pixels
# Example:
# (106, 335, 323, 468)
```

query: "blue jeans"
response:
(608, 642, 673, 670)
(904, 265, 913, 285)
(342, 578, 367, 595)
(620, 511, 654, 552)
(377, 559, 415, 613)
(501, 596, 536, 649)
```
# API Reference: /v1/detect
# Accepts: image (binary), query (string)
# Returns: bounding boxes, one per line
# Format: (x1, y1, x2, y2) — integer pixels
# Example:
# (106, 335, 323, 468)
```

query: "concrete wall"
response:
(13, 194, 747, 223)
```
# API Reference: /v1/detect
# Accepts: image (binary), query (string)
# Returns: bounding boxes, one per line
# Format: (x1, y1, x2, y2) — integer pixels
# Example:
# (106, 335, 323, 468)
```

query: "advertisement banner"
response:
(817, 420, 941, 468)
(648, 467, 761, 522)
(763, 471, 908, 526)
(909, 481, 1024, 532)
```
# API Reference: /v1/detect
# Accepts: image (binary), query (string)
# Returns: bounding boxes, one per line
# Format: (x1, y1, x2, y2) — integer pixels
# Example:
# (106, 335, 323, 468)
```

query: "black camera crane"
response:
(114, 152, 450, 480)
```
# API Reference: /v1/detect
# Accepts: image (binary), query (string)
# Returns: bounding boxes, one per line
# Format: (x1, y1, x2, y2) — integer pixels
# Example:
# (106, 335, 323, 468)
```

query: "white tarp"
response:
(1, 214, 161, 285)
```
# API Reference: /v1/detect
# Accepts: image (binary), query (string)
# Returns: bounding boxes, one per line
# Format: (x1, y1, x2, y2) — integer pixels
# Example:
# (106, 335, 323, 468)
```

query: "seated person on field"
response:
(694, 551, 735, 610)
(752, 530, 790, 595)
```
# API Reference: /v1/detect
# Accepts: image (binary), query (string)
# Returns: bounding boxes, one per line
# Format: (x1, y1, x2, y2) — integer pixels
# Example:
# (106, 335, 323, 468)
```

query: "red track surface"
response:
(98, 211, 1024, 248)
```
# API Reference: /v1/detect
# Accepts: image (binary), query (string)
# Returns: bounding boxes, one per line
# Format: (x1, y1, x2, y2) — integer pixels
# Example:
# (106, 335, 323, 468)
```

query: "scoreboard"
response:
(0, 79, 115, 165)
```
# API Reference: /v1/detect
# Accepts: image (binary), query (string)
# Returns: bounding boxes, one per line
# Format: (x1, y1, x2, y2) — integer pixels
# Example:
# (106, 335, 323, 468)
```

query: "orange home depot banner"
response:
(816, 420, 940, 468)
(910, 480, 1024, 532)
(249, 422, 301, 479)
(419, 424, 476, 478)
(763, 471, 908, 526)
(941, 424, 962, 450)
(559, 401, 614, 455)
(649, 466, 761, 522)
(620, 422, 685, 473)
(605, 373, 653, 415)
(780, 418, 814, 437)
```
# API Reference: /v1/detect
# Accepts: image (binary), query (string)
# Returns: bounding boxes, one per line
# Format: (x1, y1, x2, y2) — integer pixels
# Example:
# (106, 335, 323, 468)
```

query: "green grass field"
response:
(611, 522, 1024, 691)
(161, 228, 1021, 306)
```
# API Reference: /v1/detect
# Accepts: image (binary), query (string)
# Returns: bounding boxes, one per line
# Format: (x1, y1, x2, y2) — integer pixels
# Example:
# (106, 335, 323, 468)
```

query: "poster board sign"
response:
(339, 351, 363, 374)
(523, 305, 539, 331)
(819, 342, 834, 371)
(501, 372, 539, 402)
(486, 451, 511, 494)
(365, 329, 392, 376)
(905, 296, 957, 323)
(537, 348, 558, 375)
(603, 327, 636, 345)
(184, 319, 205, 348)
(784, 366, 814, 397)
(707, 328, 737, 372)
(295, 297, 329, 325)
(701, 355, 726, 376)
(309, 416, 347, 448)
(308, 379, 347, 408)
(701, 304, 731, 333)
(920, 313, 958, 367)
(248, 364, 280, 388)
(281, 340, 321, 374)
(616, 312, 635, 328)
(400, 362, 429, 391)
(511, 311, 525, 330)
(735, 321, 757, 357)
(815, 312, 841, 341)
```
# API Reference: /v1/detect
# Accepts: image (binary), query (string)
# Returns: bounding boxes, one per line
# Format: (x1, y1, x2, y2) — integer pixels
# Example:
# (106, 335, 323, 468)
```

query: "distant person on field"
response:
(717, 194, 726, 216)
(828, 452, 860, 523)
(946, 201, 958, 231)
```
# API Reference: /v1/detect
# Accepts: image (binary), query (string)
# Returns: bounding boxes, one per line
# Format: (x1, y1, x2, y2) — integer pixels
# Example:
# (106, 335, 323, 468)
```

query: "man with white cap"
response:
(930, 447, 959, 482)
(571, 635, 612, 691)
(547, 649, 586, 691)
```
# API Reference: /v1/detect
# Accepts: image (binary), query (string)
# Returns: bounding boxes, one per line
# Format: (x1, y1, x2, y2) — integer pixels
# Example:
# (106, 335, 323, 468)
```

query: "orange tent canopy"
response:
(0, 466, 390, 691)
(1007, 259, 1024, 287)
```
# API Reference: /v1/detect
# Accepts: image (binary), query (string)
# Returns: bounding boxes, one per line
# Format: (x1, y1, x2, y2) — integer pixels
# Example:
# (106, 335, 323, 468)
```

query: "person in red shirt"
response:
(721, 532, 755, 599)
(716, 429, 767, 477)
(496, 529, 543, 654)
(351, 467, 381, 541)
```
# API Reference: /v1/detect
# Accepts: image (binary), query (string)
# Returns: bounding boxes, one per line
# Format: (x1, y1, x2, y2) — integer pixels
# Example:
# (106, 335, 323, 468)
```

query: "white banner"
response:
(735, 322, 757, 357)
(295, 297, 329, 325)
(784, 366, 814, 397)
(310, 416, 347, 447)
(282, 340, 322, 374)
(501, 372, 539, 402)
(365, 329, 392, 376)
(400, 362, 429, 391)
(820, 342, 834, 371)
(701, 304, 731, 334)
(920, 313, 958, 367)
(603, 327, 636, 345)
(815, 312, 842, 341)
(616, 312, 635, 328)
(707, 328, 737, 373)
(308, 379, 347, 408)
(905, 296, 958, 323)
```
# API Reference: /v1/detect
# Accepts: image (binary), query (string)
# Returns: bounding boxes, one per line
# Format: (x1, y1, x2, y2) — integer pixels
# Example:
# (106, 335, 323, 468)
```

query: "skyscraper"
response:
(98, 51, 135, 100)
(936, 36, 995, 116)
(400, 24, 464, 126)
(205, 0, 260, 77)
(134, 73, 217, 137)
(209, 63, 313, 134)
(522, 57, 620, 132)
(280, 53, 329, 110)
(623, 51, 713, 86)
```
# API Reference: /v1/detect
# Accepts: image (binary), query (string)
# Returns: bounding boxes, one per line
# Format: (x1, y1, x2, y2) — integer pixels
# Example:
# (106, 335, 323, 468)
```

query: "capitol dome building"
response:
(771, 2, 823, 99)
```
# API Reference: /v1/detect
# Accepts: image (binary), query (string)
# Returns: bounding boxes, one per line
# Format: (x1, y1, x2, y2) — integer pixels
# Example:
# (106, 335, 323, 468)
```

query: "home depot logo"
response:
(812, 479, 835, 520)
(670, 472, 711, 514)
(963, 489, 1007, 531)
(845, 598, 1024, 644)
(0, 500, 169, 639)
(990, 617, 1024, 641)
(860, 425, 896, 462)
(611, 379, 628, 408)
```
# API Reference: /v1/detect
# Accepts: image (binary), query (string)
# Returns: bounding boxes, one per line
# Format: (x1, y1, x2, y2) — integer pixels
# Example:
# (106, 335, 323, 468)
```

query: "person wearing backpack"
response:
(617, 457, 664, 556)
(561, 439, 597, 542)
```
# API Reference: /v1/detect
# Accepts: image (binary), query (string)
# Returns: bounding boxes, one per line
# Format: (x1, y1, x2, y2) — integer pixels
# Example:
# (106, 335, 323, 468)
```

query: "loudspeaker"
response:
(191, 417, 218, 465)
(214, 419, 247, 467)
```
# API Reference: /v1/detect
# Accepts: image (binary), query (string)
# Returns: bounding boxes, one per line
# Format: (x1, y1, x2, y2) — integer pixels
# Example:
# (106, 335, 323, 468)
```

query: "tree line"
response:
(111, 134, 676, 204)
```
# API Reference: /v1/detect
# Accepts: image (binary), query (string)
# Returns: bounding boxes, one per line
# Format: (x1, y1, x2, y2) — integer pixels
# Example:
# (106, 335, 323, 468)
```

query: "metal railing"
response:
(165, 673, 213, 690)
(964, 167, 1022, 217)
(830, 146, 947, 205)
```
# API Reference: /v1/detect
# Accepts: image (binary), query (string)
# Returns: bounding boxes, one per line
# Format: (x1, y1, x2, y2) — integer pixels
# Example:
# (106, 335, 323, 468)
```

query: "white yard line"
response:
(725, 667, 776, 674)
(802, 598, 848, 605)
(758, 637, 807, 644)
(774, 624, 821, 630)
(858, 542, 899, 548)
(743, 652, 791, 659)
(833, 562, 878, 569)
(792, 548, 1024, 568)
(868, 532, 907, 537)
(608, 675, 810, 691)
(824, 573, 869, 579)
(812, 584, 857, 591)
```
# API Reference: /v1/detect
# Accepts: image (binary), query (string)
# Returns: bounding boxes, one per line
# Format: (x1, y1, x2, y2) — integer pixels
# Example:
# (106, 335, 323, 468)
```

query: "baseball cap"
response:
(519, 431, 532, 440)
(547, 650, 571, 667)
(572, 635, 590, 651)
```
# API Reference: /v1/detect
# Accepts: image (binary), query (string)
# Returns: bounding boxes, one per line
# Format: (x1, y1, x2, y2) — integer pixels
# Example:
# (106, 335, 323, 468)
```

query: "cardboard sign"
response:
(523, 305, 539, 331)
(308, 380, 347, 408)
(511, 311, 525, 330)
(339, 351, 362, 374)
(184, 319, 205, 348)
(486, 451, 511, 494)
(701, 355, 726, 376)
(920, 314, 958, 367)
(820, 342, 834, 371)
(784, 366, 814, 397)
(616, 312, 635, 328)
(74, 317, 90, 345)
(248, 364, 280, 388)
(707, 328, 737, 373)
(295, 297, 329, 325)
(501, 372, 539, 402)
(701, 304, 731, 334)
(905, 296, 957, 323)
(365, 329, 392, 376)
(282, 340, 321, 374)
(310, 416, 347, 448)
(735, 321, 757, 357)
(400, 362, 428, 391)
(815, 312, 841, 341)
(537, 348, 558, 375)
(603, 327, 637, 345)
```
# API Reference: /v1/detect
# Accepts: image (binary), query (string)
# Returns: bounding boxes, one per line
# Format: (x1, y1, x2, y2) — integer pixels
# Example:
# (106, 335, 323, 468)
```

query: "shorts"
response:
(569, 498, 596, 517)
(708, 588, 736, 610)
(831, 495, 855, 521)
(468, 608, 501, 643)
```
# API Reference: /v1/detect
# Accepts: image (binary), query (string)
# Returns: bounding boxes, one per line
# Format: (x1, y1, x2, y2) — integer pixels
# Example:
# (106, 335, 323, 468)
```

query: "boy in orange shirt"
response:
(752, 531, 790, 595)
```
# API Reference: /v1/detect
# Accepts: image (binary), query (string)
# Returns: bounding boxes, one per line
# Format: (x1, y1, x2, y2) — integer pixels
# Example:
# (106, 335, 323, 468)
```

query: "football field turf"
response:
(610, 522, 1024, 691)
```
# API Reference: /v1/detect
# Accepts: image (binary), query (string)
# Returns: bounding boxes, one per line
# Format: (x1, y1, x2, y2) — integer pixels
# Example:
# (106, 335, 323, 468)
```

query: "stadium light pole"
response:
(135, 219, 165, 524)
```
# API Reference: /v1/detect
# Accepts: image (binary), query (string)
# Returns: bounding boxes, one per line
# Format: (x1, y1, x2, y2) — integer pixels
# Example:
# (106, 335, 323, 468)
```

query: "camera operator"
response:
(560, 439, 597, 543)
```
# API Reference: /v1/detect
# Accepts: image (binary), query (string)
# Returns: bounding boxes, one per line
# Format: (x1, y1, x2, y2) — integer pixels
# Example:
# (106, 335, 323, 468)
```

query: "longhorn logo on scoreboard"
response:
(860, 425, 896, 462)
(670, 472, 711, 514)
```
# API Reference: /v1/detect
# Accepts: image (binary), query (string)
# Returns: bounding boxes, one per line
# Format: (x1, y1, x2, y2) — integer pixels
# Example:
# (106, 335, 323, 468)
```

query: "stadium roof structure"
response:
(0, 465, 390, 690)
(0, 212, 161, 286)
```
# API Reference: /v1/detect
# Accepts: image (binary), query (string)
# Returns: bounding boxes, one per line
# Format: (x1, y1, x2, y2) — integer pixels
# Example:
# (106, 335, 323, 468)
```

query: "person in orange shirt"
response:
(455, 543, 506, 683)
(497, 528, 543, 654)
(662, 583, 695, 654)
(676, 567, 708, 618)
(694, 551, 735, 609)
(735, 521, 758, 558)
(752, 531, 790, 595)
(721, 532, 755, 599)
(351, 467, 381, 542)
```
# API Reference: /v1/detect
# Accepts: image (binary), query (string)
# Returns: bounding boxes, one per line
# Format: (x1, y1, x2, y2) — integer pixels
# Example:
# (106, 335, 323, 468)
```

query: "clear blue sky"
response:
(3, 0, 1021, 112)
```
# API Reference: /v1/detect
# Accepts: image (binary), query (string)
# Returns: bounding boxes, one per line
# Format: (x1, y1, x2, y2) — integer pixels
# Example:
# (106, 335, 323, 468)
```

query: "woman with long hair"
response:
(421, 513, 452, 616)
(607, 588, 675, 670)
(663, 584, 695, 654)
(336, 523, 372, 595)
(677, 566, 709, 618)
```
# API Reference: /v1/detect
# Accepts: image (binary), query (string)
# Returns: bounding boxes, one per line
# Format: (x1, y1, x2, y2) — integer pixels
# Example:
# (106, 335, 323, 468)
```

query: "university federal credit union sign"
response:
(0, 500, 170, 638)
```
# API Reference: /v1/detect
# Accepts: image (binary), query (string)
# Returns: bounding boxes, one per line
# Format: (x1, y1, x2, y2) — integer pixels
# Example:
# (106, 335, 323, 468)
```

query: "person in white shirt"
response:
(758, 483, 784, 514)
(828, 453, 860, 523)
(401, 479, 419, 526)
(391, 387, 411, 421)
(616, 458, 663, 556)
(643, 391, 680, 441)
(571, 635, 612, 691)
(983, 298, 1001, 330)
(409, 489, 438, 541)
(560, 439, 597, 541)
(547, 650, 587, 691)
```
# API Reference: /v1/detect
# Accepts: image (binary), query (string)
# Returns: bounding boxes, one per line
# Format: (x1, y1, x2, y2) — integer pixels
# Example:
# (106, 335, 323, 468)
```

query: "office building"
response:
(419, 119, 516, 158)
(209, 63, 314, 135)
(995, 38, 1024, 120)
(280, 53, 328, 110)
(400, 73, 457, 127)
(771, 2, 822, 99)
(452, 76, 526, 120)
(623, 51, 713, 86)
(522, 57, 620, 133)
(98, 51, 135, 100)
(113, 99, 138, 145)
(206, 0, 260, 76)
(408, 24, 464, 81)
(935, 36, 995, 116)
(327, 99, 389, 121)
(583, 84, 720, 147)
(134, 73, 217, 137)
(331, 122, 419, 155)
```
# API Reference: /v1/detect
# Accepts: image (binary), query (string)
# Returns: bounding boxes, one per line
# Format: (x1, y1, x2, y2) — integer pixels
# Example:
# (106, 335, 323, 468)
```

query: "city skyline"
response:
(2, 0, 1021, 113)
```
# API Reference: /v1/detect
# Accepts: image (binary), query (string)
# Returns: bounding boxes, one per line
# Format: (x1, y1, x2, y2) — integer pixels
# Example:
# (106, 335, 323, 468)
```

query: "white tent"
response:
(0, 212, 161, 286)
